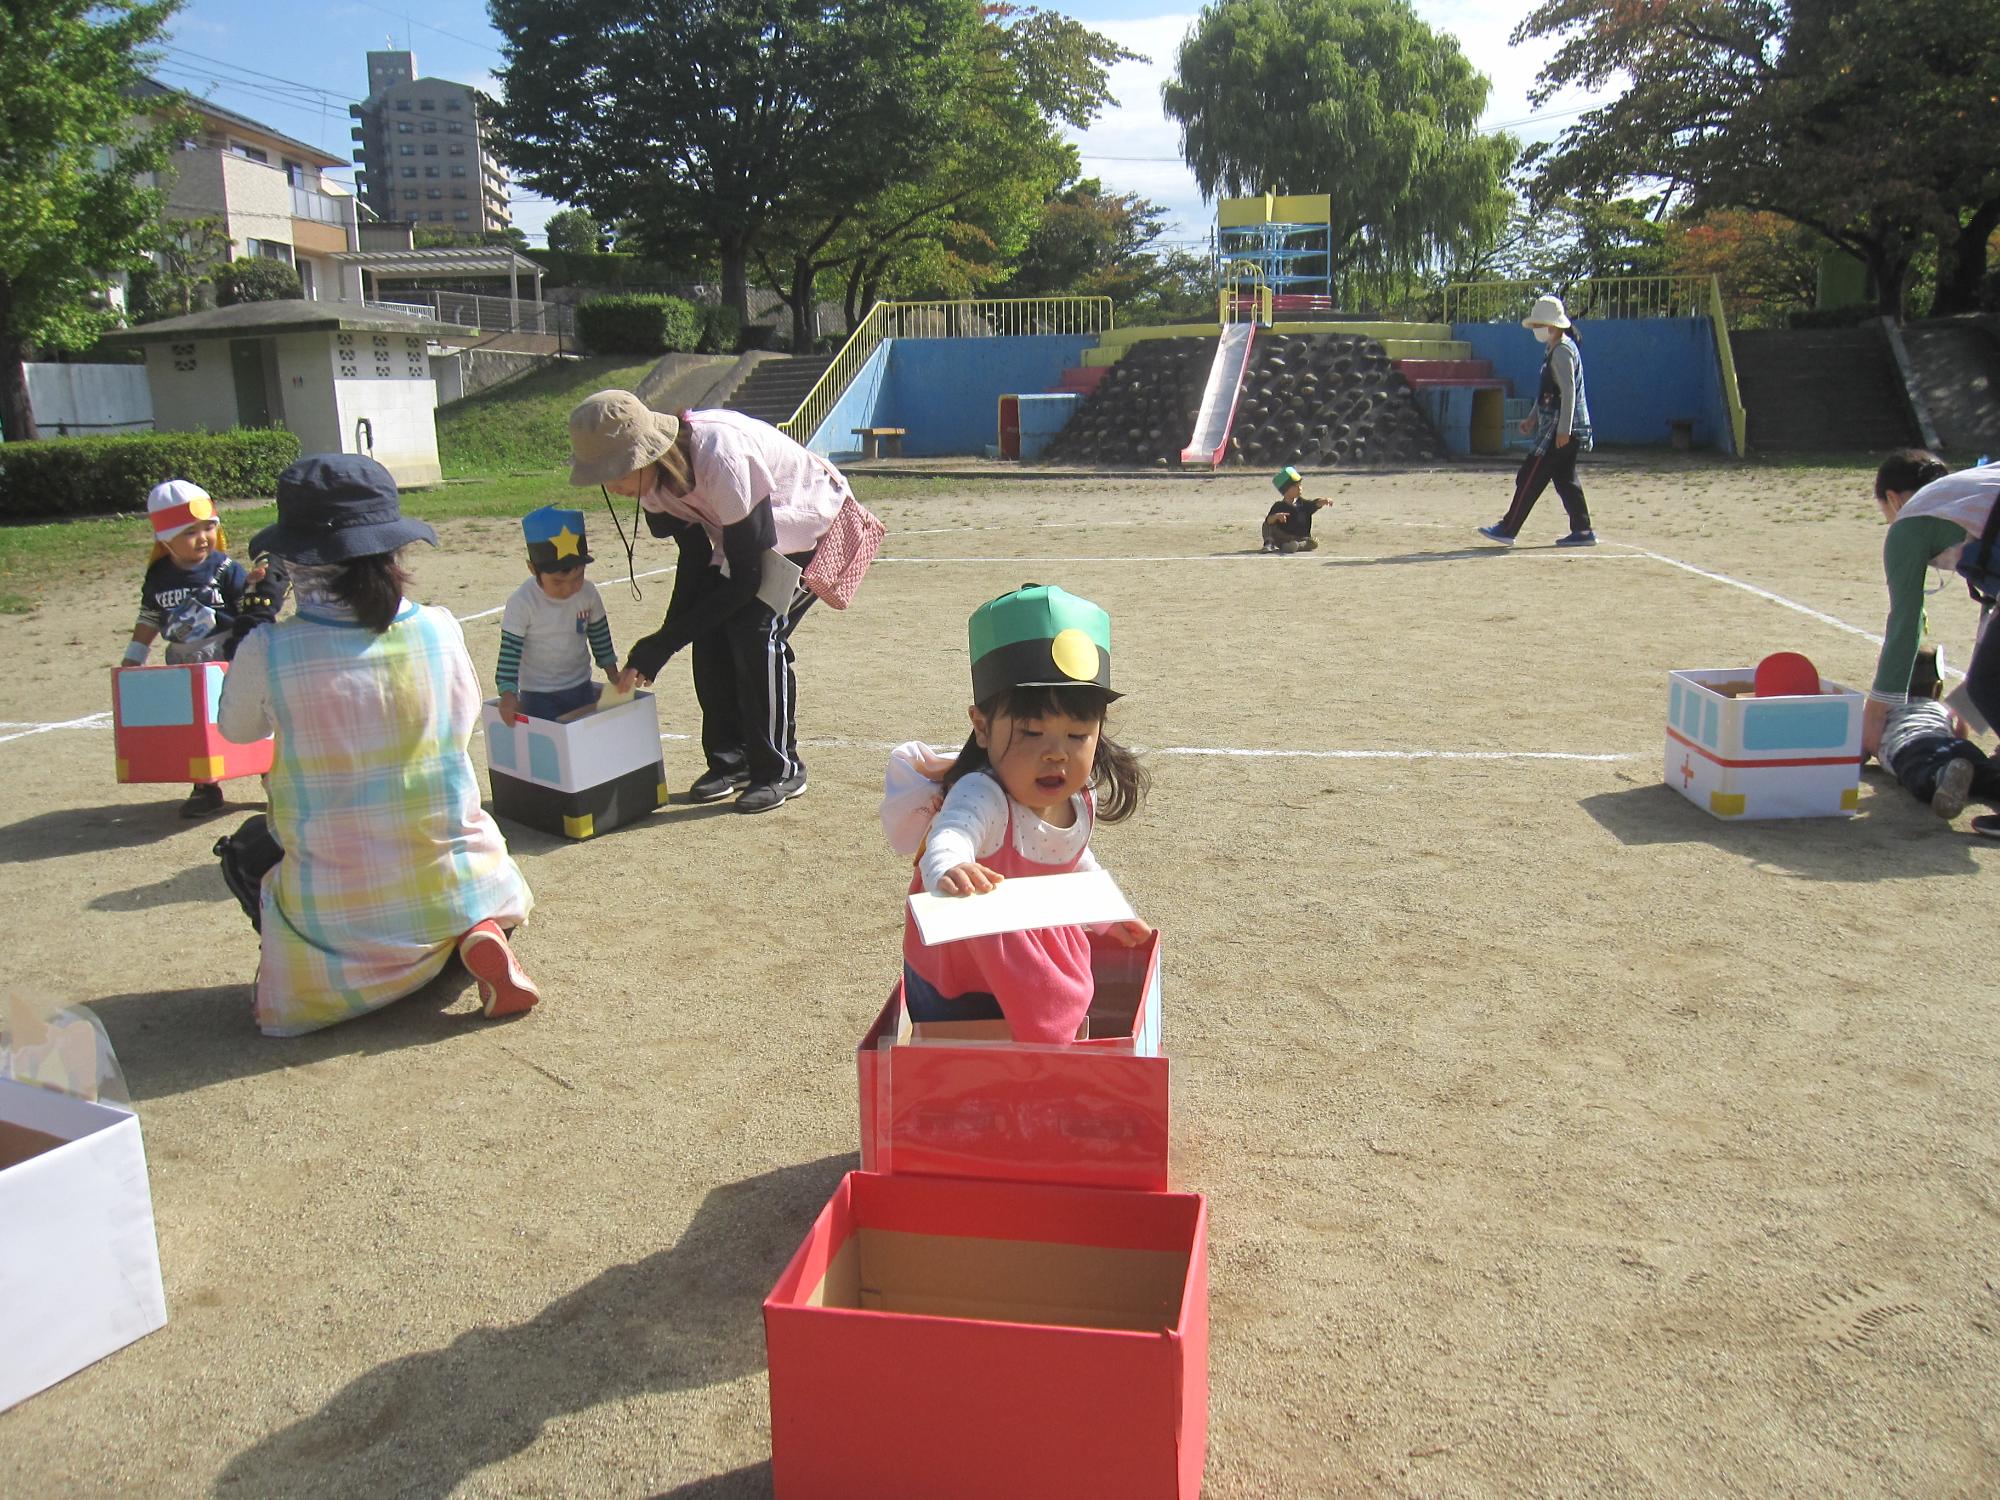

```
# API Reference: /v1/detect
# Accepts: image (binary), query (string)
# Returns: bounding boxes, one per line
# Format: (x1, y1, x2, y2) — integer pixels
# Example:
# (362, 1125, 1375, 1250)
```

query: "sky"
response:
(155, 0, 1618, 252)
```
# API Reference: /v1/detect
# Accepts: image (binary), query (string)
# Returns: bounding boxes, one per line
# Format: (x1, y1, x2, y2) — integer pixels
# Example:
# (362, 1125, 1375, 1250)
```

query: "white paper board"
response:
(759, 551, 804, 614)
(909, 870, 1136, 946)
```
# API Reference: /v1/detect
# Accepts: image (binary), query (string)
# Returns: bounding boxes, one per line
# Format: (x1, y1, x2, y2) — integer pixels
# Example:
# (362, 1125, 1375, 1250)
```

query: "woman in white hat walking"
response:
(1479, 294, 1596, 548)
(568, 391, 848, 813)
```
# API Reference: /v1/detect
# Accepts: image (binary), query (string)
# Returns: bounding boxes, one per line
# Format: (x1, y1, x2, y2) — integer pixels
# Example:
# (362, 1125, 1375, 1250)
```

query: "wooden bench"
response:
(852, 426, 906, 459)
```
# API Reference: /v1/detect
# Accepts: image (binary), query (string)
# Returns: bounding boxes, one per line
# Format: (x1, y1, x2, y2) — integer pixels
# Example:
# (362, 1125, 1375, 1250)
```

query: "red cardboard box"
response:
(857, 931, 1168, 1191)
(111, 663, 272, 784)
(764, 1170, 1208, 1500)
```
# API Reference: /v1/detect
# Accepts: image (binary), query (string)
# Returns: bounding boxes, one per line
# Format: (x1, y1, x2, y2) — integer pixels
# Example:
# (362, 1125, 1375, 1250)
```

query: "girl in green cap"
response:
(881, 584, 1151, 1044)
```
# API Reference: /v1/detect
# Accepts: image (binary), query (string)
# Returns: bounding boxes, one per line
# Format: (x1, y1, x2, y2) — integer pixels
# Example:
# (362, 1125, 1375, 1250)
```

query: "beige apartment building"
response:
(129, 80, 364, 304)
(348, 52, 512, 235)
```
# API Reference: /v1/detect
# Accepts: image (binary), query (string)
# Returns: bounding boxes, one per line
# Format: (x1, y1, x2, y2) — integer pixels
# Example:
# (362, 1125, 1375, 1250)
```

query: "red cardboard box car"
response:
(764, 1169, 1208, 1500)
(111, 663, 271, 784)
(857, 931, 1168, 1191)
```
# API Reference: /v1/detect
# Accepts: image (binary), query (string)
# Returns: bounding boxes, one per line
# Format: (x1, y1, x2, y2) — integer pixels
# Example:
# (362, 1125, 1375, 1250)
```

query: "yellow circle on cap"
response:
(188, 495, 215, 521)
(1050, 627, 1099, 682)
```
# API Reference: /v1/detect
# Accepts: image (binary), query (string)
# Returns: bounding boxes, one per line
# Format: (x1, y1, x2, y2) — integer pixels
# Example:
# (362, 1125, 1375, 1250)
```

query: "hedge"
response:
(214, 257, 303, 306)
(575, 294, 705, 355)
(699, 303, 742, 355)
(0, 429, 302, 519)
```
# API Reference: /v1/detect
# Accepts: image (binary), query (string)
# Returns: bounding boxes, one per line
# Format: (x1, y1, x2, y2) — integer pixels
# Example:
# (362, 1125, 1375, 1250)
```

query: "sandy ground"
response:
(3, 457, 1998, 1499)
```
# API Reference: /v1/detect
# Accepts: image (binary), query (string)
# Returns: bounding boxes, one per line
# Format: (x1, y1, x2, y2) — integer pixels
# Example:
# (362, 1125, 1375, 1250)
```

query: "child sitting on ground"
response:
(120, 479, 270, 818)
(881, 584, 1151, 1044)
(496, 506, 631, 723)
(1263, 465, 1331, 552)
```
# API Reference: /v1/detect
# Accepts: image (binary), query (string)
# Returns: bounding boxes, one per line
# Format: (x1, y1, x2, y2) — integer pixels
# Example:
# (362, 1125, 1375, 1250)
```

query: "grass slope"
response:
(436, 356, 657, 478)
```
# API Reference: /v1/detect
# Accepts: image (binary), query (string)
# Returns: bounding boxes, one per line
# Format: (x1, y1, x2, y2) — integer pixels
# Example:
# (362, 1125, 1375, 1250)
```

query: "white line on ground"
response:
(1615, 542, 1884, 645)
(877, 552, 1646, 565)
(0, 710, 113, 745)
(779, 735, 1634, 763)
(456, 565, 677, 623)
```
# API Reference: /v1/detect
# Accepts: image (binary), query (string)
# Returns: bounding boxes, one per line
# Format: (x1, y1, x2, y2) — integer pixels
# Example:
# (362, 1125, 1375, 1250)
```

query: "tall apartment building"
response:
(348, 52, 511, 235)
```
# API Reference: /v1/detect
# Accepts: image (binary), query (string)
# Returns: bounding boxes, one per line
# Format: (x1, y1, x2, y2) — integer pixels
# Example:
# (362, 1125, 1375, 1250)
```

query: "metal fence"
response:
(874, 297, 1114, 340)
(366, 289, 575, 336)
(1443, 276, 1717, 326)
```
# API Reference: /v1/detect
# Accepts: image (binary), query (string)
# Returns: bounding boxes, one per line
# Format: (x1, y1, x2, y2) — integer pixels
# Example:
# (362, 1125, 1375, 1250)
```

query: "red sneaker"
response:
(458, 921, 540, 1017)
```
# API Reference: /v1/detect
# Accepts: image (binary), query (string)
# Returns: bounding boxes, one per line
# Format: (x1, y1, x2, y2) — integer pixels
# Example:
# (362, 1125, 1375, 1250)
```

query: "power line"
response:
(161, 45, 350, 105)
(345, 0, 503, 58)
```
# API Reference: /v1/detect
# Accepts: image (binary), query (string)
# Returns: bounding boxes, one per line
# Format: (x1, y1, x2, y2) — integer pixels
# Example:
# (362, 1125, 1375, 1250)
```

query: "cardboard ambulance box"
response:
(857, 931, 1168, 1191)
(112, 662, 272, 784)
(480, 691, 667, 839)
(1666, 668, 1864, 819)
(0, 1079, 168, 1411)
(764, 1170, 1208, 1500)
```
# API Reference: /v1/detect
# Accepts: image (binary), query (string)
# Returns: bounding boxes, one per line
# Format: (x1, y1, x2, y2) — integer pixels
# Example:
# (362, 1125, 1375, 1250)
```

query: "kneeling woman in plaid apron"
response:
(217, 455, 538, 1036)
(567, 391, 882, 815)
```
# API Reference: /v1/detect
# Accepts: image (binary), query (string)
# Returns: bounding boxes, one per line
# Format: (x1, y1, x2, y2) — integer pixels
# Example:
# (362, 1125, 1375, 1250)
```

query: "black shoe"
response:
(687, 769, 751, 803)
(1971, 814, 2000, 840)
(181, 783, 224, 819)
(735, 771, 808, 814)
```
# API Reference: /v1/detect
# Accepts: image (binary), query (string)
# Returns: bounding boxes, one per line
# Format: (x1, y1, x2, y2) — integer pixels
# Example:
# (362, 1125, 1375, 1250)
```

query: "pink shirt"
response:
(903, 777, 1098, 1045)
(641, 408, 847, 564)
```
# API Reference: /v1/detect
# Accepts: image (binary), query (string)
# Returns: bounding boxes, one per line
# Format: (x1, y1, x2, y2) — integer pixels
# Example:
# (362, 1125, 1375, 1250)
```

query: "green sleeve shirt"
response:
(1872, 514, 1966, 700)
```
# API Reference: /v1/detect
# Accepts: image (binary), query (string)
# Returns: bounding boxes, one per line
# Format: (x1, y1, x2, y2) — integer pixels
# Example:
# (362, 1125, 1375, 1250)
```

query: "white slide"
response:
(1178, 322, 1257, 469)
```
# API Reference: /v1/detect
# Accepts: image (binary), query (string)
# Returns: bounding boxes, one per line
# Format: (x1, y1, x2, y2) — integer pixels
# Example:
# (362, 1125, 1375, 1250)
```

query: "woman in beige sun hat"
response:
(1476, 292, 1596, 549)
(568, 390, 850, 814)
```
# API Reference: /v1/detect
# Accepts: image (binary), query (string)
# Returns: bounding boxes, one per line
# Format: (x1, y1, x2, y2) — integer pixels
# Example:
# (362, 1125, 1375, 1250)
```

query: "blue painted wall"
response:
(808, 340, 893, 461)
(1453, 318, 1734, 452)
(809, 335, 1094, 459)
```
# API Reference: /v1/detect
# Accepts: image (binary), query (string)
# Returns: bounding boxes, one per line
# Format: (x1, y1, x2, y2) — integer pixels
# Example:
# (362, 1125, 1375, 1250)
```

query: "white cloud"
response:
(1061, 2, 1620, 246)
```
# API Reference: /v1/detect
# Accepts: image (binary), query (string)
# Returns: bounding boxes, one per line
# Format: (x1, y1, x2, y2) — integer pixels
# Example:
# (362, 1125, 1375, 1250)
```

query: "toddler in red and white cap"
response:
(120, 480, 265, 817)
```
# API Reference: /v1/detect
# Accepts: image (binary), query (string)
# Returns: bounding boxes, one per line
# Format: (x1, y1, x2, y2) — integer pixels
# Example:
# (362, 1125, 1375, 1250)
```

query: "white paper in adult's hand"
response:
(909, 870, 1136, 947)
(758, 550, 804, 614)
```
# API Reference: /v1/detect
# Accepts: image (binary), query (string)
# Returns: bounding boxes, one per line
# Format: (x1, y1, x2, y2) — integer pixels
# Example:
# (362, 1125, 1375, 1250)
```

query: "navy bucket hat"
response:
(250, 454, 438, 564)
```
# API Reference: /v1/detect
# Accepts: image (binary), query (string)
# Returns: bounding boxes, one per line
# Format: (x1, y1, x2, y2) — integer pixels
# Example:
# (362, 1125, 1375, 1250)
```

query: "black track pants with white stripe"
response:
(687, 551, 818, 786)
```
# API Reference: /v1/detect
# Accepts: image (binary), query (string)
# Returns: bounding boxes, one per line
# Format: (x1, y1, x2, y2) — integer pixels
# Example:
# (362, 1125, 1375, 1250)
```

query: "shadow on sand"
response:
(213, 1155, 851, 1499)
(1579, 777, 1986, 881)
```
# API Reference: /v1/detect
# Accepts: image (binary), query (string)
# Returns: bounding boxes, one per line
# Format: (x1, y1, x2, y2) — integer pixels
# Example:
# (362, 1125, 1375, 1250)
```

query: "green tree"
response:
(1515, 0, 2000, 318)
(490, 0, 977, 327)
(544, 208, 605, 255)
(760, 6, 1133, 339)
(0, 0, 180, 442)
(1161, 0, 1515, 276)
(1663, 210, 1825, 328)
(212, 256, 302, 305)
(130, 213, 228, 322)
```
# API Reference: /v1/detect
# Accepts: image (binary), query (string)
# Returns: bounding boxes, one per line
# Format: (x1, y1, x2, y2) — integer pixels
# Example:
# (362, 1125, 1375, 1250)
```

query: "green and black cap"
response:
(1272, 465, 1303, 493)
(968, 583, 1119, 705)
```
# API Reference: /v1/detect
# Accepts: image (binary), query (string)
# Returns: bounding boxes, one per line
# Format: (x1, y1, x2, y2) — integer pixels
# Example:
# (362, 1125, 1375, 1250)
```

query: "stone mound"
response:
(1042, 331, 1444, 468)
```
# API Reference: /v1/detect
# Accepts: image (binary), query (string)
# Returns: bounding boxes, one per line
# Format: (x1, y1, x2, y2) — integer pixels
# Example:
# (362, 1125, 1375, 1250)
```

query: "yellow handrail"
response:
(777, 296, 1115, 442)
(778, 301, 892, 444)
(1706, 274, 1748, 457)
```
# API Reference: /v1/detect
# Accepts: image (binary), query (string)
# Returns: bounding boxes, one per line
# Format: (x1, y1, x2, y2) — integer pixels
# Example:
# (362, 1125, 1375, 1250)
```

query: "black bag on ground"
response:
(214, 815, 283, 932)
(1956, 495, 2000, 607)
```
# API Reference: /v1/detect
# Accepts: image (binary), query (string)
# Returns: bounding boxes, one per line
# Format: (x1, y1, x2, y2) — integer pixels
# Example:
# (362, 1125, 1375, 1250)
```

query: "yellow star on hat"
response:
(551, 526, 582, 559)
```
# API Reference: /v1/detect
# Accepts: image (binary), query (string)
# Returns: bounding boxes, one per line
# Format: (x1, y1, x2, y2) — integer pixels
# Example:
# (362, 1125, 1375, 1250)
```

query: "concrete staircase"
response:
(722, 354, 837, 426)
(1731, 326, 1920, 452)
(1900, 319, 2000, 462)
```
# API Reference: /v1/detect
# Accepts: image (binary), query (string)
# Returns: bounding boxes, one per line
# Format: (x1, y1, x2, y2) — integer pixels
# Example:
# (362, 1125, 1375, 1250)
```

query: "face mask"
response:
(1532, 326, 1555, 345)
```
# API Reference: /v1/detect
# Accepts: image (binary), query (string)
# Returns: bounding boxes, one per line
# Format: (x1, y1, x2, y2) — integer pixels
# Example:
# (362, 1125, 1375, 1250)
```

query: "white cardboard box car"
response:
(0, 1078, 168, 1410)
(1666, 668, 1864, 820)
